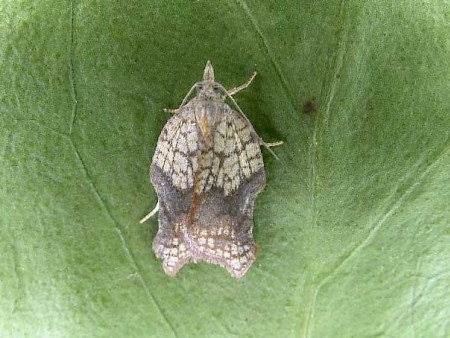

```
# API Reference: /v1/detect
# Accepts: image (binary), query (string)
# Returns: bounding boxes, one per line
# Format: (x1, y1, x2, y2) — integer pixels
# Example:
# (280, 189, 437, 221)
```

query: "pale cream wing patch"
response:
(152, 110, 198, 191)
(211, 110, 264, 196)
(153, 108, 263, 196)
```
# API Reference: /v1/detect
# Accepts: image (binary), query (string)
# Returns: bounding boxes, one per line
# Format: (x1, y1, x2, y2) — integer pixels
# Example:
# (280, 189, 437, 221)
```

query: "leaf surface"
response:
(1, 1, 449, 336)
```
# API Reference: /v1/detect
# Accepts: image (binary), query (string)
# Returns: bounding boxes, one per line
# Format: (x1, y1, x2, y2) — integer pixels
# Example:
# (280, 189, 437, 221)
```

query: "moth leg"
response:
(265, 140, 283, 147)
(227, 71, 257, 96)
(139, 200, 159, 224)
(163, 108, 179, 114)
(260, 139, 284, 160)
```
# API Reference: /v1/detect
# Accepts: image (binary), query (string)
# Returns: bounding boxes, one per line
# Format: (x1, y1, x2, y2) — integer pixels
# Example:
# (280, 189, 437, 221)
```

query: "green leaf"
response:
(1, 0, 449, 336)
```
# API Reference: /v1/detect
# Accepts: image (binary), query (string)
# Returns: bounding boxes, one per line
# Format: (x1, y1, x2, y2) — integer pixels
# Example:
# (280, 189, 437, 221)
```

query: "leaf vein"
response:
(323, 0, 349, 127)
(302, 1, 348, 336)
(68, 0, 78, 135)
(70, 141, 177, 337)
(314, 136, 450, 309)
(235, 0, 297, 108)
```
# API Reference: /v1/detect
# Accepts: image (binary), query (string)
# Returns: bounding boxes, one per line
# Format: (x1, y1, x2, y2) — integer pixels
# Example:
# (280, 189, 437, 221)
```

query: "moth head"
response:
(196, 60, 223, 100)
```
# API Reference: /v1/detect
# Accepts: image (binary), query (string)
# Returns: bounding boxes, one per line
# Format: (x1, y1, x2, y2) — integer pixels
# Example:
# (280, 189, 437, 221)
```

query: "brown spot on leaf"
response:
(302, 98, 316, 114)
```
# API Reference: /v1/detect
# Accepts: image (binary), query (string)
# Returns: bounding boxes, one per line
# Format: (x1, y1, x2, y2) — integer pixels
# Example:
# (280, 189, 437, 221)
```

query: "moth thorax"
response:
(194, 102, 219, 127)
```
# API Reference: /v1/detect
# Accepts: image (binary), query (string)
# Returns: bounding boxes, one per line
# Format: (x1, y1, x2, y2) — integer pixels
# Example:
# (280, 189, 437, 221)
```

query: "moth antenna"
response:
(178, 84, 197, 109)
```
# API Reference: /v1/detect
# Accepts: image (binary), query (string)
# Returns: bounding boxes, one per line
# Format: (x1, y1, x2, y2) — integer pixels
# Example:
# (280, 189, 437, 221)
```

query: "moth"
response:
(140, 61, 281, 278)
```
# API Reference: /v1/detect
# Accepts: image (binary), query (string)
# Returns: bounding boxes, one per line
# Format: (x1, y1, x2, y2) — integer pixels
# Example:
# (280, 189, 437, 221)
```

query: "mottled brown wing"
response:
(151, 105, 265, 196)
(183, 108, 266, 278)
(150, 104, 266, 278)
(183, 104, 266, 197)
